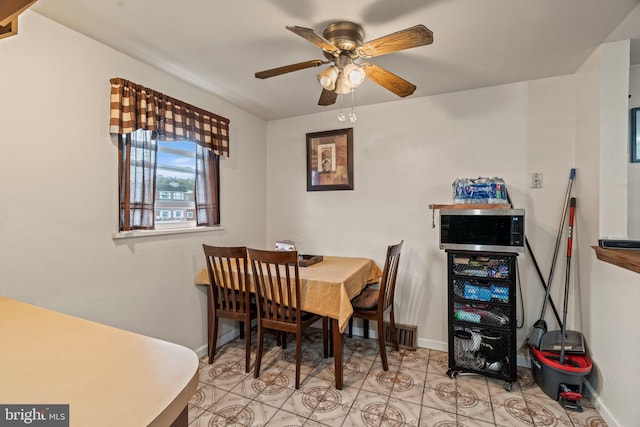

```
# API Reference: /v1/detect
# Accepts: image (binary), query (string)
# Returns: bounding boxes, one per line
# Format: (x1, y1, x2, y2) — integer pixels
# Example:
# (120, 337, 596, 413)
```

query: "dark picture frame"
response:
(631, 107, 640, 163)
(306, 128, 354, 191)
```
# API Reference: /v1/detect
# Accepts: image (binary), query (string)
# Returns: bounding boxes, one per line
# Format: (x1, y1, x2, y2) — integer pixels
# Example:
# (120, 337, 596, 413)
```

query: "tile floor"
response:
(188, 328, 606, 426)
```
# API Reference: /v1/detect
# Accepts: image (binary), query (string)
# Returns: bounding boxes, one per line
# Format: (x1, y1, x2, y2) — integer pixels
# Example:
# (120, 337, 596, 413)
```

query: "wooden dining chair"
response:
(247, 248, 328, 389)
(202, 244, 256, 371)
(348, 240, 403, 371)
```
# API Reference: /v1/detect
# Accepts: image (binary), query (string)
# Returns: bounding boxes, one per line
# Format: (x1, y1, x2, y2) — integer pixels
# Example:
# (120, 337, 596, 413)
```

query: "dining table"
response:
(0, 296, 199, 427)
(195, 254, 382, 389)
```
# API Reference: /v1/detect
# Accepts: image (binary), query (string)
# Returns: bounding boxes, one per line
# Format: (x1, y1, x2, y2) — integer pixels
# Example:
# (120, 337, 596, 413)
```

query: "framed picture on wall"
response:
(306, 128, 354, 191)
(632, 108, 640, 163)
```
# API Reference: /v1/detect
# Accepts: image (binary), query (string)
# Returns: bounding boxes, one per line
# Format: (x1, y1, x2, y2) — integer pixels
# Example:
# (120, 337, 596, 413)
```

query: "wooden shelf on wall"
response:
(429, 203, 512, 211)
(428, 203, 512, 228)
(592, 246, 640, 275)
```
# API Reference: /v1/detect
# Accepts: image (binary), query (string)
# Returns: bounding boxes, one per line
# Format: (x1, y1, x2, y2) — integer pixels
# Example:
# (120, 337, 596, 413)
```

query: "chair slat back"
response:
(248, 248, 300, 324)
(379, 241, 403, 312)
(203, 245, 250, 314)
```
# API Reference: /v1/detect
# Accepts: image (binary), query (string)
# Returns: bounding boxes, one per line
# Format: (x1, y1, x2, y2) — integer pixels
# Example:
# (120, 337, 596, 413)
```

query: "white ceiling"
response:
(31, 0, 640, 121)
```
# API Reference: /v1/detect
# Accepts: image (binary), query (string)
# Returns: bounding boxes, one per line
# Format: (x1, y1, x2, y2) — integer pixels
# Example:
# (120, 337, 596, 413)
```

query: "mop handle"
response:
(567, 198, 576, 257)
(560, 197, 577, 364)
(539, 168, 576, 319)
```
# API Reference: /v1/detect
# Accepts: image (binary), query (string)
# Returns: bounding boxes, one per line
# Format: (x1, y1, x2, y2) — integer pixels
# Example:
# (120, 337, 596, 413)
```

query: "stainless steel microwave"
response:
(439, 209, 525, 253)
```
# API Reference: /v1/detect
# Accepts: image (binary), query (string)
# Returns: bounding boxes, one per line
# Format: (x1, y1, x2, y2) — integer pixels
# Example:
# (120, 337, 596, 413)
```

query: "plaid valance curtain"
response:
(111, 78, 225, 231)
(109, 77, 230, 157)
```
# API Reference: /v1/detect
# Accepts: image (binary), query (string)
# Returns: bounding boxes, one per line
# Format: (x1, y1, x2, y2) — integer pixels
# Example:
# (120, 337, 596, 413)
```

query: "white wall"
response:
(0, 11, 268, 352)
(266, 78, 576, 353)
(574, 40, 640, 427)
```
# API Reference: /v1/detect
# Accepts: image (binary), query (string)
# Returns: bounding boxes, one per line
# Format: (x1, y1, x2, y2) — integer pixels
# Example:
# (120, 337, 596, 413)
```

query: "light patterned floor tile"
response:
(424, 371, 453, 390)
(394, 365, 427, 389)
(457, 375, 492, 403)
(279, 388, 320, 418)
(340, 406, 378, 427)
(189, 408, 226, 426)
(567, 405, 609, 427)
(189, 332, 606, 427)
(206, 390, 253, 420)
(187, 404, 206, 423)
(345, 337, 380, 360)
(318, 381, 361, 409)
(387, 395, 423, 426)
(386, 348, 406, 368)
(492, 399, 534, 427)
(278, 364, 333, 391)
(421, 383, 457, 414)
(230, 373, 266, 400)
(243, 400, 280, 427)
(428, 351, 450, 376)
(398, 347, 431, 371)
(321, 356, 370, 389)
(361, 366, 397, 396)
(306, 400, 350, 426)
(419, 407, 458, 427)
(263, 409, 307, 426)
(351, 388, 390, 413)
(457, 414, 498, 427)
(360, 399, 406, 427)
(251, 372, 296, 408)
(190, 382, 230, 411)
(523, 393, 574, 427)
(455, 383, 495, 424)
(388, 380, 425, 407)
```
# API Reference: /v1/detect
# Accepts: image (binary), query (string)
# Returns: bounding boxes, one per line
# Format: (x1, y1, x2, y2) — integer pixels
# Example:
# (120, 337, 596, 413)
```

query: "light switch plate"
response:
(530, 172, 543, 188)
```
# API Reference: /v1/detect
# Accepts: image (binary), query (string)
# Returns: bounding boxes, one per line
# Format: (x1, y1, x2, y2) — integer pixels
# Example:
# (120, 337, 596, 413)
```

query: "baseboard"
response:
(582, 381, 620, 427)
(194, 327, 243, 359)
(417, 337, 447, 353)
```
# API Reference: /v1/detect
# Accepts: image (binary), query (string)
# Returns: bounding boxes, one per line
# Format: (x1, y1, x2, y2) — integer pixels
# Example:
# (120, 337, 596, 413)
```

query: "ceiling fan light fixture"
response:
(343, 63, 365, 87)
(317, 65, 338, 90)
(335, 72, 352, 95)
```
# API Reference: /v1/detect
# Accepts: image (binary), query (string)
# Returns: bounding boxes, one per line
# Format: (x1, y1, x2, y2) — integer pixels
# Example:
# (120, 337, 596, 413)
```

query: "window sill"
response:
(112, 226, 224, 240)
(592, 245, 640, 274)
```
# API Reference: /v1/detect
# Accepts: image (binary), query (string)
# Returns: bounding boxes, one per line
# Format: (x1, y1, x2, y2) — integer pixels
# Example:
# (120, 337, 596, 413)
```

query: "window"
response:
(156, 139, 196, 229)
(118, 129, 220, 231)
(110, 78, 228, 232)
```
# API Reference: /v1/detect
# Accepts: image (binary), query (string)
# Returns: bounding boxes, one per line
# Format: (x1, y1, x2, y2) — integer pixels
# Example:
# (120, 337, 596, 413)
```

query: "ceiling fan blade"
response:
(362, 63, 416, 97)
(255, 59, 325, 79)
(356, 25, 433, 58)
(318, 89, 337, 106)
(286, 25, 341, 56)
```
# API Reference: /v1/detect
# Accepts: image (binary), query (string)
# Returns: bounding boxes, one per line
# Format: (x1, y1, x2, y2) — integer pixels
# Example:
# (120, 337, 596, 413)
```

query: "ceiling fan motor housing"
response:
(322, 21, 364, 53)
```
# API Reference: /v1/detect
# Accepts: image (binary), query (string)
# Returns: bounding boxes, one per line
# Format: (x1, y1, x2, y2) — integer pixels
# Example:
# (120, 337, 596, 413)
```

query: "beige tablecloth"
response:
(195, 255, 382, 333)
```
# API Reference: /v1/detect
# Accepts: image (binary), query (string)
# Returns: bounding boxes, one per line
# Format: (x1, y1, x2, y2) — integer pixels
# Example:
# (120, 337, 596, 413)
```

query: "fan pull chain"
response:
(348, 90, 357, 122)
(338, 94, 346, 122)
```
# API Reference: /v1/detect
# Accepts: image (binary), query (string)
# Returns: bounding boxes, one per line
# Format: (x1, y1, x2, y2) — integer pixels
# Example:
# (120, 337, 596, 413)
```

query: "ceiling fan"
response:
(255, 21, 433, 106)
